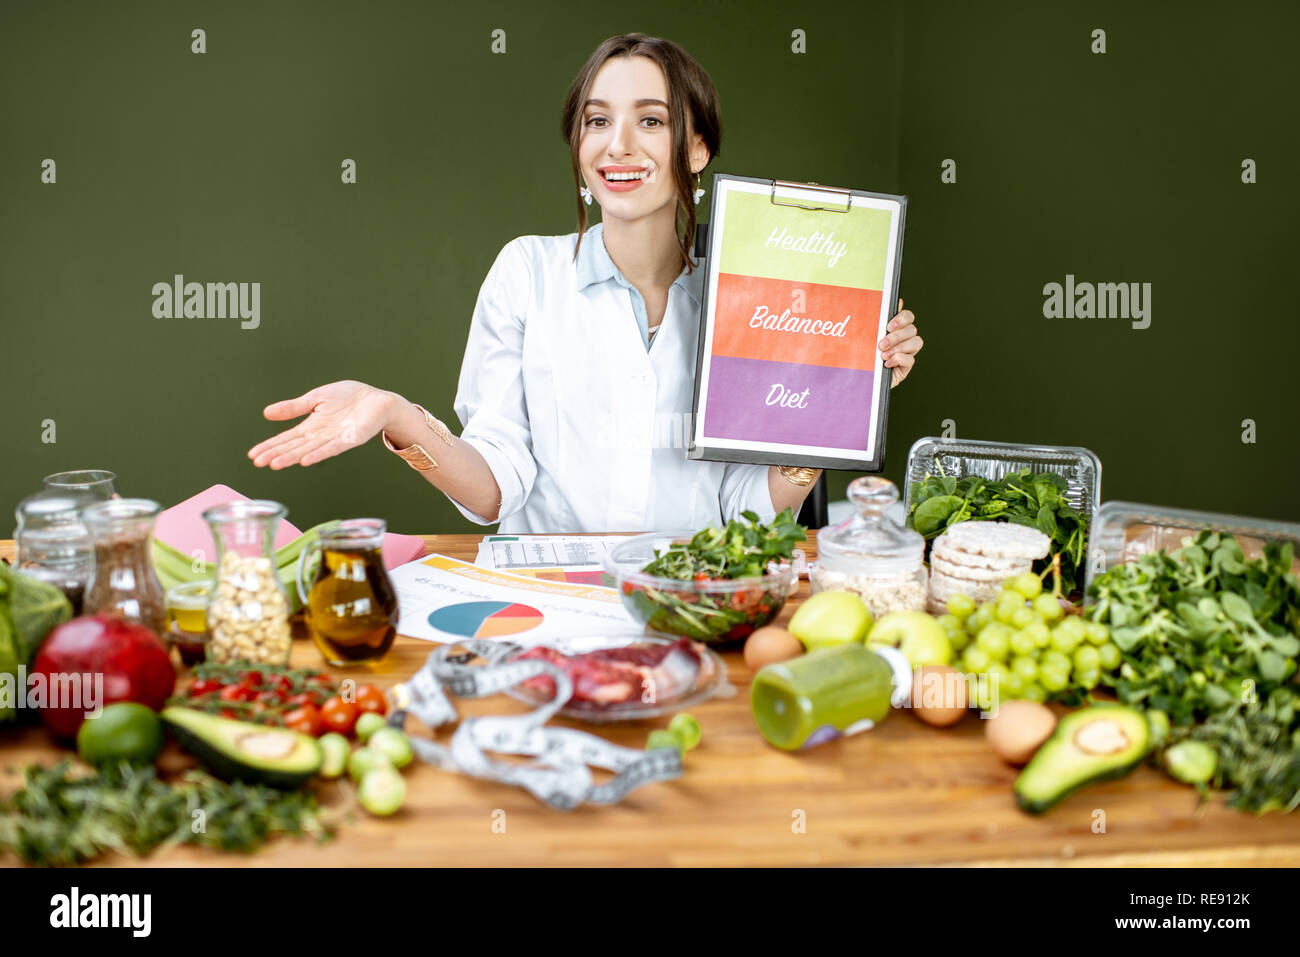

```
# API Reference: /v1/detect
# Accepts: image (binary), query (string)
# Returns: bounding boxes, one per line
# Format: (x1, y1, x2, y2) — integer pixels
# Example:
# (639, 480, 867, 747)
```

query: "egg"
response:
(985, 699, 1058, 765)
(909, 664, 969, 727)
(744, 625, 803, 670)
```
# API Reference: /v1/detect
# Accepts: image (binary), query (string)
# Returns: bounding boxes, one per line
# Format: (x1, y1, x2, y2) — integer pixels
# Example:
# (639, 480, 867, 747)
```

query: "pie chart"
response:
(427, 600, 544, 639)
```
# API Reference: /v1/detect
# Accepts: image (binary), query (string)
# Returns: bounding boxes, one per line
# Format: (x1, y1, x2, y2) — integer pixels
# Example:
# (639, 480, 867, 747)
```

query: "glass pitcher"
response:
(203, 500, 294, 666)
(82, 498, 167, 634)
(297, 519, 398, 667)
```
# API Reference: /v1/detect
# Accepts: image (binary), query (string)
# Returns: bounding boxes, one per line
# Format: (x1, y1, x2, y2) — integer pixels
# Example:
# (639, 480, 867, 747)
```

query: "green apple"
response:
(788, 590, 874, 652)
(867, 611, 953, 667)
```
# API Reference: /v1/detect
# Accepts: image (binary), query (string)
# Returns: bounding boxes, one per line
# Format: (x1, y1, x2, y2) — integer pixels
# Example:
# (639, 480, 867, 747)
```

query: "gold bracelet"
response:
(777, 466, 820, 487)
(382, 403, 455, 472)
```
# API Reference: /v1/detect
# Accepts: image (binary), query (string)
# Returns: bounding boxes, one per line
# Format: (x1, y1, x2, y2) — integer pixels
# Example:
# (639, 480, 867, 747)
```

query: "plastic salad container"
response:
(811, 476, 928, 617)
(904, 436, 1101, 530)
(1083, 500, 1300, 595)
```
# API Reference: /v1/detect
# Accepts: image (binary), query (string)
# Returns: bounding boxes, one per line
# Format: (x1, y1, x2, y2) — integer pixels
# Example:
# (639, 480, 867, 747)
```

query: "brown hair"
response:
(560, 34, 722, 273)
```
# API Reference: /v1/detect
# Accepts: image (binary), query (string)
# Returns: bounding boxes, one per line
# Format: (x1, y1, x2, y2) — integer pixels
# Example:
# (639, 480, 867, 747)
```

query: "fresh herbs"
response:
(0, 760, 333, 866)
(641, 508, 806, 581)
(624, 509, 805, 643)
(1179, 695, 1300, 813)
(1087, 533, 1300, 725)
(907, 469, 1089, 593)
(1087, 531, 1300, 813)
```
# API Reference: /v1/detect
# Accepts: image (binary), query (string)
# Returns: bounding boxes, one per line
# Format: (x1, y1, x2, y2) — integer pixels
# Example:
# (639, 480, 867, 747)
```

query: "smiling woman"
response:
(246, 33, 924, 533)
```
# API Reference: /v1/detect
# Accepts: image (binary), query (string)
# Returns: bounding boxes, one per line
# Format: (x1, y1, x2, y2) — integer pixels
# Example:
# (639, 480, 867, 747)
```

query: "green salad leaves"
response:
(641, 508, 806, 581)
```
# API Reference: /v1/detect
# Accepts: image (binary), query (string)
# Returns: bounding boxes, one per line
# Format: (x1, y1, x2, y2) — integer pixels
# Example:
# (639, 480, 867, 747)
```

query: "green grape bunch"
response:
(938, 562, 1121, 710)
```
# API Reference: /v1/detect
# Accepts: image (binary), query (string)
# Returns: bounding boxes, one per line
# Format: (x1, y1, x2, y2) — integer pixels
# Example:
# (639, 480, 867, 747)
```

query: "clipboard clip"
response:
(770, 179, 853, 213)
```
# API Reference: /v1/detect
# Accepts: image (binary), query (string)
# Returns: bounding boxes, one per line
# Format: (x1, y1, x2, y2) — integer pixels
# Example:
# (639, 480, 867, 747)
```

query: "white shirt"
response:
(447, 222, 777, 533)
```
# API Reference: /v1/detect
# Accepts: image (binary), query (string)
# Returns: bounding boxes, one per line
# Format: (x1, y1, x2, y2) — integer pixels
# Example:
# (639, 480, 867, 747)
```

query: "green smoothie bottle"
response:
(750, 643, 913, 750)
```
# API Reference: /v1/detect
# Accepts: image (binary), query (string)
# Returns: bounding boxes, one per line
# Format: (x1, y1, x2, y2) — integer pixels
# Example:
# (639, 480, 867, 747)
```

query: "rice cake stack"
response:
(926, 521, 1053, 615)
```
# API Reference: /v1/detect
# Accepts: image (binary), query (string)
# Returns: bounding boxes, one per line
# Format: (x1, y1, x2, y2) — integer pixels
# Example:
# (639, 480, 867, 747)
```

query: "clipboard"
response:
(687, 173, 907, 473)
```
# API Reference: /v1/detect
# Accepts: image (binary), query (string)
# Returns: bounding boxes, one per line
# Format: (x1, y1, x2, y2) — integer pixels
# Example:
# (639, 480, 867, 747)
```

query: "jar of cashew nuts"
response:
(201, 501, 294, 666)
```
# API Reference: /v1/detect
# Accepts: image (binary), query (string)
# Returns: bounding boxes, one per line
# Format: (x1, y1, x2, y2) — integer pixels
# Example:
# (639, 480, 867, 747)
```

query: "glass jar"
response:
(14, 494, 95, 614)
(203, 501, 293, 666)
(82, 498, 167, 634)
(165, 581, 211, 667)
(42, 469, 118, 502)
(297, 519, 398, 667)
(810, 476, 929, 617)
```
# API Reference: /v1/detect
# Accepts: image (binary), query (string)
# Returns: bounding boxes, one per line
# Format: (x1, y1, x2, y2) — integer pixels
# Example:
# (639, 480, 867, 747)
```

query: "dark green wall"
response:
(874, 0, 1300, 522)
(3, 0, 1295, 535)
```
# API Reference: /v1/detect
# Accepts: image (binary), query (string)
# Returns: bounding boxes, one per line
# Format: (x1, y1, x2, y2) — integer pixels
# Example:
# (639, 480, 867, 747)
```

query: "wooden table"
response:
(3, 534, 1298, 868)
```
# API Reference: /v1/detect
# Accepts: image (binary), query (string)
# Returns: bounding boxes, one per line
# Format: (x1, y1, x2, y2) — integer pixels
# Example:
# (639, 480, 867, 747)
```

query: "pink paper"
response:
(154, 484, 427, 570)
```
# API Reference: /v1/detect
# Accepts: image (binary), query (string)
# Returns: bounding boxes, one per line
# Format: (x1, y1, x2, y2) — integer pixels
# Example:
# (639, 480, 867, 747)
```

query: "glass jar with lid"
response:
(810, 476, 928, 617)
(14, 494, 95, 615)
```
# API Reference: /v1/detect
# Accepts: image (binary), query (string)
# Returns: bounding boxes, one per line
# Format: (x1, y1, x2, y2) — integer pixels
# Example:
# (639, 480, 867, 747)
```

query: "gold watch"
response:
(382, 404, 455, 472)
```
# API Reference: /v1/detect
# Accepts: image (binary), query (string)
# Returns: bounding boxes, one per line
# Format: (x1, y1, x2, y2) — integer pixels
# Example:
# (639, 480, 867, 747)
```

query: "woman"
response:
(248, 34, 923, 532)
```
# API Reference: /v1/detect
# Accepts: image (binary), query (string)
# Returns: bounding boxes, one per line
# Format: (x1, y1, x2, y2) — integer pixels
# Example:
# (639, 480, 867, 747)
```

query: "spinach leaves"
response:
(907, 469, 1088, 592)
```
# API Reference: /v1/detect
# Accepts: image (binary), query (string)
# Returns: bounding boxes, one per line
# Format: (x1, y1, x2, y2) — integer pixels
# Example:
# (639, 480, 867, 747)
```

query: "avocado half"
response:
(1013, 703, 1149, 814)
(162, 707, 323, 789)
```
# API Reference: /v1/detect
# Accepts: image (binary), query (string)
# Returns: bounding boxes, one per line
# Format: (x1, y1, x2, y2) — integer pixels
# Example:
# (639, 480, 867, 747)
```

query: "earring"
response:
(579, 182, 593, 206)
(693, 172, 705, 206)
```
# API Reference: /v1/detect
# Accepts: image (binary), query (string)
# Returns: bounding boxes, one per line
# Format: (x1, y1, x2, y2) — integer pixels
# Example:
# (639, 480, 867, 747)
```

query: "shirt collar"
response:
(575, 221, 703, 306)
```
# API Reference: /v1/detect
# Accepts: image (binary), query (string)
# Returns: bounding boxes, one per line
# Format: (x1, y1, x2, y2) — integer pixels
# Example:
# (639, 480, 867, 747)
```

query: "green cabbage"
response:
(0, 563, 74, 722)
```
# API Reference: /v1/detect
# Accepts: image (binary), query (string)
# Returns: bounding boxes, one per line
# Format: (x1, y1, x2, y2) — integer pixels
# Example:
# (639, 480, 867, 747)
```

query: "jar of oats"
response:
(810, 476, 929, 618)
(201, 500, 293, 666)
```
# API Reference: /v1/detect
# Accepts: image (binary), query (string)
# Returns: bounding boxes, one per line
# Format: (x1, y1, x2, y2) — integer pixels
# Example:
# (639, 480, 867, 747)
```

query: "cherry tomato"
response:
(255, 689, 281, 704)
(621, 582, 635, 596)
(189, 678, 223, 696)
(354, 685, 388, 716)
(286, 691, 321, 708)
(309, 674, 335, 686)
(240, 670, 265, 689)
(284, 703, 322, 736)
(320, 696, 359, 736)
(693, 572, 710, 583)
(219, 684, 255, 703)
(219, 708, 238, 719)
(272, 674, 295, 696)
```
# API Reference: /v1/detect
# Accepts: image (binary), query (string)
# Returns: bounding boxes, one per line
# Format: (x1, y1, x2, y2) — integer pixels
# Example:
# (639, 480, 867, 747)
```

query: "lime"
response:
(354, 712, 386, 743)
(358, 765, 406, 816)
(348, 746, 393, 782)
(368, 727, 414, 769)
(646, 730, 682, 752)
(76, 702, 164, 767)
(668, 713, 702, 750)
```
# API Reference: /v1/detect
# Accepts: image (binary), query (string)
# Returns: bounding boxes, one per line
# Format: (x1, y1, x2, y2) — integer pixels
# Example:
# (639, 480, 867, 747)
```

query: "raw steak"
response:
(516, 639, 705, 707)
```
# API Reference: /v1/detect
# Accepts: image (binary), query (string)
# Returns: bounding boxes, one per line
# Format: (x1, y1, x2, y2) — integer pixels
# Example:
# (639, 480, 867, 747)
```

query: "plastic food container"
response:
(1083, 500, 1300, 594)
(904, 435, 1102, 538)
(810, 476, 928, 617)
(604, 531, 801, 644)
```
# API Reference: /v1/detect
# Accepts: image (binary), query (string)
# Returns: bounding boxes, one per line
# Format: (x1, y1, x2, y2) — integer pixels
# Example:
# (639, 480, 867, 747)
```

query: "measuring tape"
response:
(388, 640, 683, 811)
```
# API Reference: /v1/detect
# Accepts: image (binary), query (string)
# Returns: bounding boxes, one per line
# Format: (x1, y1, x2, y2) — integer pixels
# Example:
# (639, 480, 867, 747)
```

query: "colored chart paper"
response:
(427, 600, 545, 639)
(389, 553, 635, 648)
